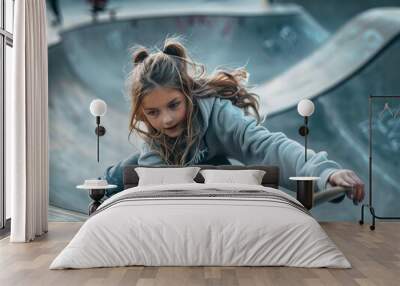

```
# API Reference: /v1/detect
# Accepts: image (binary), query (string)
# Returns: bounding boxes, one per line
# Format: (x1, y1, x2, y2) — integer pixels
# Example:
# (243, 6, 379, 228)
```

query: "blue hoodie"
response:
(103, 96, 342, 197)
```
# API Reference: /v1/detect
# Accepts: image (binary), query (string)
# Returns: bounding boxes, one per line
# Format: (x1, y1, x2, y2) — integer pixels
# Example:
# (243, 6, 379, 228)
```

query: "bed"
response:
(49, 165, 351, 269)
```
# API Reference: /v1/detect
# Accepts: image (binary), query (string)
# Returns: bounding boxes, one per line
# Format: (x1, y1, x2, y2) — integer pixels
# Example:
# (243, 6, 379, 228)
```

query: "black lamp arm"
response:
(298, 116, 309, 163)
(94, 116, 106, 162)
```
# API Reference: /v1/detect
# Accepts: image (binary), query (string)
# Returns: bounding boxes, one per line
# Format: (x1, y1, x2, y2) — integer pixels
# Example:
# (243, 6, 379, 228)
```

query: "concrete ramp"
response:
(256, 8, 400, 116)
(263, 8, 400, 221)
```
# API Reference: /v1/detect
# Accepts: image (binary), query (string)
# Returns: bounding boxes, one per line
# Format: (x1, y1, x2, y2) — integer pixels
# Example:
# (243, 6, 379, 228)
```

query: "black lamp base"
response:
(88, 189, 105, 215)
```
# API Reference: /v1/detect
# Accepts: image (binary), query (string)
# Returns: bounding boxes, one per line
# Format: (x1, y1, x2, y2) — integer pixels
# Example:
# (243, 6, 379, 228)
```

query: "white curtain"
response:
(9, 0, 49, 242)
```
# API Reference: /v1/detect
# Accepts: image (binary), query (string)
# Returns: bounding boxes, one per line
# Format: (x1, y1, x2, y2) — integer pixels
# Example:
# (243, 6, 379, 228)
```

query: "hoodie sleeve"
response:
(102, 152, 140, 197)
(209, 98, 342, 192)
(137, 143, 166, 166)
(102, 144, 166, 197)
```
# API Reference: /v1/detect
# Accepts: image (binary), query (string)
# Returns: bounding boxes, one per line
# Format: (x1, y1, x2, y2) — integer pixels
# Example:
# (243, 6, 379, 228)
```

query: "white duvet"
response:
(50, 183, 351, 269)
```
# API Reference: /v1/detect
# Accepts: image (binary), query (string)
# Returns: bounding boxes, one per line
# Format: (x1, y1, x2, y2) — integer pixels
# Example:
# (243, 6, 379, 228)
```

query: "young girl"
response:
(103, 37, 364, 204)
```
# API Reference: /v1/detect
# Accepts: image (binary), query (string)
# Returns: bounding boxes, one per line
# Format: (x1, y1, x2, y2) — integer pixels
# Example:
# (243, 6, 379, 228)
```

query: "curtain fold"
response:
(10, 0, 49, 242)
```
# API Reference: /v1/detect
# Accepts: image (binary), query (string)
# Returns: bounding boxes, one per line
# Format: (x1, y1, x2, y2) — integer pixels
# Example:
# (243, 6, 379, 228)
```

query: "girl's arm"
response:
(208, 98, 342, 192)
(102, 152, 140, 197)
(137, 143, 166, 165)
(102, 145, 166, 197)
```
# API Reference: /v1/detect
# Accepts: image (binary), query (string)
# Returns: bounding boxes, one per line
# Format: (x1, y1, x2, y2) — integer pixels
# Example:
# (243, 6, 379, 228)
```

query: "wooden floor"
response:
(0, 222, 399, 286)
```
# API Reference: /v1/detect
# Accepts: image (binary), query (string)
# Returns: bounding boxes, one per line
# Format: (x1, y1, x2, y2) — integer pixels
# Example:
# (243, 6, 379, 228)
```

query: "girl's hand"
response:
(328, 169, 365, 205)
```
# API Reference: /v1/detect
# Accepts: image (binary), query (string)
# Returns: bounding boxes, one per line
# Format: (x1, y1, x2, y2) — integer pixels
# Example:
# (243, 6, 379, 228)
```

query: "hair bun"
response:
(163, 40, 186, 59)
(132, 48, 149, 64)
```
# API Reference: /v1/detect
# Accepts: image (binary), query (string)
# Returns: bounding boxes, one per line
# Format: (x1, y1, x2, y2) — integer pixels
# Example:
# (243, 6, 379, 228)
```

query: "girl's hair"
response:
(128, 37, 261, 166)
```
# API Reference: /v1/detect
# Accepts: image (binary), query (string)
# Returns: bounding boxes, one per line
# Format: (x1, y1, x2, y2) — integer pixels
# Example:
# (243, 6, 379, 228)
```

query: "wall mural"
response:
(47, 2, 400, 222)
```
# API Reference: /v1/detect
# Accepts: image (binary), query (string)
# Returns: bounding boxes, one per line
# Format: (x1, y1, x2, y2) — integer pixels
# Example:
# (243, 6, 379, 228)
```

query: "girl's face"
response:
(141, 87, 187, 138)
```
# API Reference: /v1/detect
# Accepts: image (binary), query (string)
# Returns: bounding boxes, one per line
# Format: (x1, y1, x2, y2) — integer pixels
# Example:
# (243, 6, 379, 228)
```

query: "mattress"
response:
(49, 183, 351, 269)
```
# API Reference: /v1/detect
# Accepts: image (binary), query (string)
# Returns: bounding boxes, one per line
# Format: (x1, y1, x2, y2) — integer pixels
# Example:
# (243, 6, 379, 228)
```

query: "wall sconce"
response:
(89, 99, 107, 162)
(297, 99, 315, 162)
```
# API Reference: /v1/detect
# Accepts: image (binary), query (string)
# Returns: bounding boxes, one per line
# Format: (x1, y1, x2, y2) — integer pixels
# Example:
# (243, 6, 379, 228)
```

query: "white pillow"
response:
(135, 167, 201, 186)
(200, 169, 266, 185)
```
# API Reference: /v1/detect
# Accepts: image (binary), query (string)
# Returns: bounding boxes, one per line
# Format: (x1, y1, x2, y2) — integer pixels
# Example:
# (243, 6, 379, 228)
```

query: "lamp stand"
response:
(298, 116, 309, 162)
(94, 116, 106, 162)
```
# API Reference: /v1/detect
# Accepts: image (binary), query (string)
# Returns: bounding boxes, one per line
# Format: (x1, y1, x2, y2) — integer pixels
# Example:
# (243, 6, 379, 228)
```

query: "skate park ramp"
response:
(277, 0, 400, 32)
(262, 7, 400, 221)
(256, 8, 400, 116)
(48, 5, 400, 221)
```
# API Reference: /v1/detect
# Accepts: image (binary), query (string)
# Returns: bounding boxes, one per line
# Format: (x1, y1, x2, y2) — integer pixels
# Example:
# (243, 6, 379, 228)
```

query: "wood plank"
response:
(0, 222, 399, 286)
